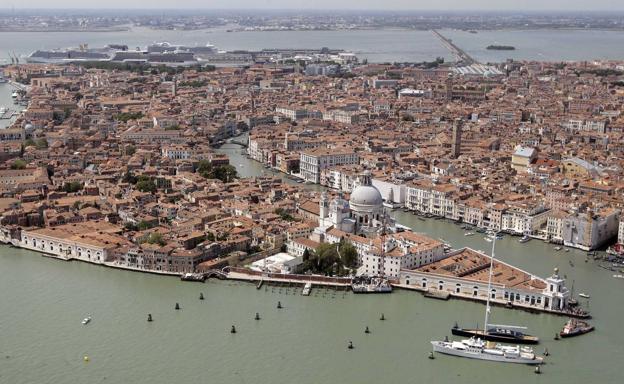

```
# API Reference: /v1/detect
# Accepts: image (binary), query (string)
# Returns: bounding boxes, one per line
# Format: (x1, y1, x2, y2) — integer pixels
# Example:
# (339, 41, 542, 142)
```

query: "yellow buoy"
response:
(83, 356, 90, 362)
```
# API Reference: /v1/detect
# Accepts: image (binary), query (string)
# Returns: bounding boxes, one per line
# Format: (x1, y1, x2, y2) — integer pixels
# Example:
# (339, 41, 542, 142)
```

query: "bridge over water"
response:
(431, 30, 479, 66)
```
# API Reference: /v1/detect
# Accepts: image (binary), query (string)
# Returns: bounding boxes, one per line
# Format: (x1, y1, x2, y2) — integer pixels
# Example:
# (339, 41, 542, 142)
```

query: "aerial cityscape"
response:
(1, 1, 624, 383)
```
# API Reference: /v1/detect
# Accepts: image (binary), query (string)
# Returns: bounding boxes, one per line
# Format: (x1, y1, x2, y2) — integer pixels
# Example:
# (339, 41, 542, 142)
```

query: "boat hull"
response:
(451, 328, 539, 344)
(431, 342, 543, 365)
(560, 327, 594, 338)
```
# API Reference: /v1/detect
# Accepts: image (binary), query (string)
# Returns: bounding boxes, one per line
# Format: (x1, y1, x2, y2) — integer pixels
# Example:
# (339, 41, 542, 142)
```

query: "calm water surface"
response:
(3, 27, 624, 63)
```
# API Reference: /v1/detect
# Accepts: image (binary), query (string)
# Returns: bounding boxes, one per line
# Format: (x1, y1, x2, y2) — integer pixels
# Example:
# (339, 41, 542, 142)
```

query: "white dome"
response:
(350, 184, 383, 207)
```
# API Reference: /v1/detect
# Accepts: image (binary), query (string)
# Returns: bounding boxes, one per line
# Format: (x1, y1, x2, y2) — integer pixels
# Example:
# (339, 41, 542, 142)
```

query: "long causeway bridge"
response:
(431, 30, 479, 65)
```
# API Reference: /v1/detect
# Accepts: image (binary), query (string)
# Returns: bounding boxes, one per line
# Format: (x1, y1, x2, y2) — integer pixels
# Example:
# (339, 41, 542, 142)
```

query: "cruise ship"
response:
(26, 43, 207, 66)
(431, 337, 543, 365)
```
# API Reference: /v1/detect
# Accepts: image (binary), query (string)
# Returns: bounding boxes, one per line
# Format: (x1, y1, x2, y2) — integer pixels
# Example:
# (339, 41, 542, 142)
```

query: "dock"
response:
(0, 108, 16, 119)
(424, 289, 451, 300)
(431, 30, 478, 65)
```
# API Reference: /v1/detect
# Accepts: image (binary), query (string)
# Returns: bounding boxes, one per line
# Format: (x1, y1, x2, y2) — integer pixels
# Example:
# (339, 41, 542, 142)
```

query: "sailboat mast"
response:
(484, 232, 497, 331)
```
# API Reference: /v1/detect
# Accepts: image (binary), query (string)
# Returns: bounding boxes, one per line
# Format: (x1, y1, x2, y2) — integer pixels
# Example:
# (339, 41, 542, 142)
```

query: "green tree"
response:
(146, 232, 166, 246)
(137, 220, 153, 231)
(339, 242, 358, 269)
(212, 165, 238, 183)
(10, 159, 27, 170)
(197, 160, 213, 178)
(114, 112, 144, 122)
(35, 139, 48, 149)
(122, 171, 138, 184)
(136, 177, 156, 193)
(275, 208, 296, 221)
(63, 181, 83, 193)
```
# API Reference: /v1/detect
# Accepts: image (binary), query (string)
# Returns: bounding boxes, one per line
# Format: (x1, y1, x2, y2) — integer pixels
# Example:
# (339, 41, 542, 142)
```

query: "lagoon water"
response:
(2, 26, 624, 63)
(1, 139, 623, 384)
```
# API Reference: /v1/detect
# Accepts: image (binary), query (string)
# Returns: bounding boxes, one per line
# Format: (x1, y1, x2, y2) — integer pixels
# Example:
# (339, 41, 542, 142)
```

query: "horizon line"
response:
(2, 8, 624, 13)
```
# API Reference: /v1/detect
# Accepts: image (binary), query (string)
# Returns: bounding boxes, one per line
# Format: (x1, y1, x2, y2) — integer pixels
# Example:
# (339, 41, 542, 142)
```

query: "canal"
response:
(1, 135, 622, 384)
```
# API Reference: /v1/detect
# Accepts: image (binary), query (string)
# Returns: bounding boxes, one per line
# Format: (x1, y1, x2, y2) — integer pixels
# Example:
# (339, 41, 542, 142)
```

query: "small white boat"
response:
(82, 316, 92, 325)
(579, 293, 590, 299)
(519, 235, 530, 243)
(613, 275, 624, 279)
(484, 237, 493, 242)
(554, 246, 562, 251)
(302, 282, 312, 296)
(464, 232, 474, 237)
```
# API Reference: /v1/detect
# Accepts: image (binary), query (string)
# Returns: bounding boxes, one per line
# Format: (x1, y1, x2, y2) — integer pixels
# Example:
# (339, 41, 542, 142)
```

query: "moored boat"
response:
(560, 319, 594, 338)
(451, 324, 539, 344)
(430, 337, 543, 365)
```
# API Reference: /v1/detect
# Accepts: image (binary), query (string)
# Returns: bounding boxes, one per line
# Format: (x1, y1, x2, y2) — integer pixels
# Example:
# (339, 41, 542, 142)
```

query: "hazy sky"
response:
(6, 0, 624, 11)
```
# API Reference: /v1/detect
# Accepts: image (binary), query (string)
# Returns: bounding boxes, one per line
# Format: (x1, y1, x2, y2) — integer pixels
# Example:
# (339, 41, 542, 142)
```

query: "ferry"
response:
(430, 337, 543, 365)
(82, 316, 92, 325)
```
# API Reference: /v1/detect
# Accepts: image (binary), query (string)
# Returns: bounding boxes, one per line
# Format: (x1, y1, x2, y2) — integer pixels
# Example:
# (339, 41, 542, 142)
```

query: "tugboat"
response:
(560, 319, 594, 338)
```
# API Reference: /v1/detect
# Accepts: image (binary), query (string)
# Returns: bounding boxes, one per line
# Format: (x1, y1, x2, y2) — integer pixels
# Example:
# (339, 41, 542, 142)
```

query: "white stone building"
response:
(299, 148, 359, 184)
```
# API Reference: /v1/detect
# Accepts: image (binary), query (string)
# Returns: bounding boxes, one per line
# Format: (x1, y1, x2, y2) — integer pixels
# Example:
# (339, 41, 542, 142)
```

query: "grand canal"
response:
(1, 137, 622, 384)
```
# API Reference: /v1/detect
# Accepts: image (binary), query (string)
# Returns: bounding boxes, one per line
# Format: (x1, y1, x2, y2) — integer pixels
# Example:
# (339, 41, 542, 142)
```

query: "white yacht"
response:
(430, 337, 543, 365)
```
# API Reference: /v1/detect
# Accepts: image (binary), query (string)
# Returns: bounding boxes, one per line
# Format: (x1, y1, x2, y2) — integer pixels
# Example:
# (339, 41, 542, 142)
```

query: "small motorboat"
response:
(560, 319, 594, 338)
(464, 232, 474, 237)
(484, 237, 493, 242)
(554, 246, 562, 251)
(579, 293, 590, 299)
(82, 316, 92, 325)
(613, 274, 624, 279)
(519, 235, 531, 243)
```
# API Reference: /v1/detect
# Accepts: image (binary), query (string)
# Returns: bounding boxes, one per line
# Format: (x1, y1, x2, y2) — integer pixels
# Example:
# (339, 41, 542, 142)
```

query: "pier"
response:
(431, 30, 478, 65)
(0, 108, 16, 119)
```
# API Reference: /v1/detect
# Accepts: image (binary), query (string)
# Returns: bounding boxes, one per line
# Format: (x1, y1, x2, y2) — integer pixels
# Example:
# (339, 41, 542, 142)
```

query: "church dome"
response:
(349, 170, 383, 208)
(350, 184, 383, 206)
